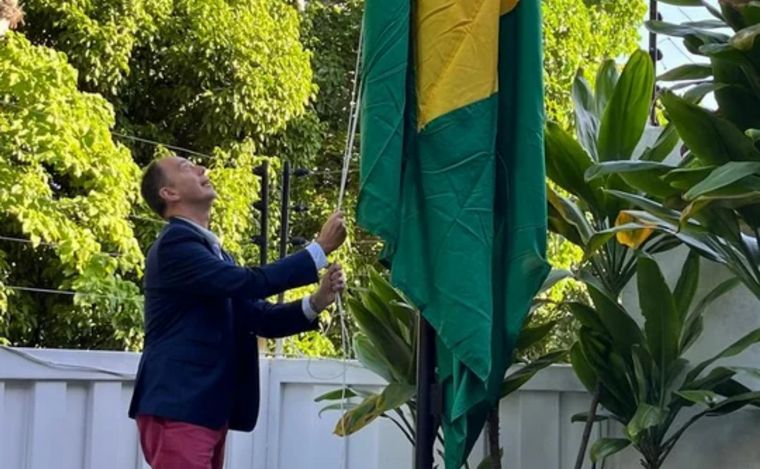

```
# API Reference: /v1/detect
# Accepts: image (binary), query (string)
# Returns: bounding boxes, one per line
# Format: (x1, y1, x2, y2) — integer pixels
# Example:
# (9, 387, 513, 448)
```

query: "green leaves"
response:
(661, 90, 760, 165)
(590, 438, 630, 463)
(658, 63, 713, 81)
(347, 294, 414, 384)
(545, 121, 603, 211)
(334, 383, 415, 436)
(597, 50, 655, 162)
(637, 255, 680, 369)
(625, 404, 666, 441)
(683, 162, 760, 201)
(500, 351, 566, 398)
(0, 32, 144, 350)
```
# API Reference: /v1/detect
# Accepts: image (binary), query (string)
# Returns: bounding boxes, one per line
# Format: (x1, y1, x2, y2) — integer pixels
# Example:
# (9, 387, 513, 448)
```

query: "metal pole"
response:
(258, 160, 269, 266)
(277, 161, 291, 301)
(649, 0, 659, 125)
(254, 160, 270, 354)
(275, 161, 291, 356)
(415, 316, 437, 469)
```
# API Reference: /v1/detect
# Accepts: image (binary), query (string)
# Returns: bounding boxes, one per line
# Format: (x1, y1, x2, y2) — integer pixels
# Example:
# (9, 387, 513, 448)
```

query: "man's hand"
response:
(310, 264, 346, 312)
(316, 211, 347, 255)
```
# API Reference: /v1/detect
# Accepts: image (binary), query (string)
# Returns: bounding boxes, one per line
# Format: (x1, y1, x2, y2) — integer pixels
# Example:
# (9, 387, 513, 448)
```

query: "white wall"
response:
(1, 327, 759, 468)
(0, 347, 600, 469)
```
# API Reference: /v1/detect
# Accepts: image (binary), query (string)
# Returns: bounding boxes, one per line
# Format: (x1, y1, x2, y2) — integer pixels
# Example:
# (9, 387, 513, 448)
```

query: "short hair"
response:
(0, 0, 25, 29)
(141, 160, 168, 217)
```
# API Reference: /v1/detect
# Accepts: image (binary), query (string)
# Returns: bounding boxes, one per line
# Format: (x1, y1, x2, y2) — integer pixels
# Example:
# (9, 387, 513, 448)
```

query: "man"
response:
(129, 155, 346, 469)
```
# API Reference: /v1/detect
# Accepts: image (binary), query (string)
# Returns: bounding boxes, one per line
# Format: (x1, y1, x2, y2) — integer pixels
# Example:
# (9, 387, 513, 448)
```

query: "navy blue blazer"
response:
(128, 218, 319, 431)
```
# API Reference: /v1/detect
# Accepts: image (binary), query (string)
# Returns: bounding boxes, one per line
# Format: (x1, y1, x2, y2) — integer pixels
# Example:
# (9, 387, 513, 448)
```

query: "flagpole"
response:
(415, 316, 437, 469)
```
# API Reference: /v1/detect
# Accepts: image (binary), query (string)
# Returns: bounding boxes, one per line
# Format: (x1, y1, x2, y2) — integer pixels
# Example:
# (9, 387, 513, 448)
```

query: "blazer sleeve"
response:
(238, 299, 319, 338)
(156, 229, 319, 299)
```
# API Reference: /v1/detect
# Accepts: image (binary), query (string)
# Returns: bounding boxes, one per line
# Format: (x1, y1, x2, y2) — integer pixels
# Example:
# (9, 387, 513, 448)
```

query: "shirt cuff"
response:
(305, 242, 328, 270)
(302, 295, 318, 321)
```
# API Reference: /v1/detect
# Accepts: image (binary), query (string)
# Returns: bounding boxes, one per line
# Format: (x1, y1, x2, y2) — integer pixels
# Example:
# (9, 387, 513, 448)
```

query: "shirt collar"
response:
(172, 217, 222, 248)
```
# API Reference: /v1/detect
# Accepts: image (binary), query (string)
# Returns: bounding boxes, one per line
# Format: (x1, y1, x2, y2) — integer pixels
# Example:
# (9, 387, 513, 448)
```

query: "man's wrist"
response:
(315, 238, 332, 256)
(309, 294, 324, 313)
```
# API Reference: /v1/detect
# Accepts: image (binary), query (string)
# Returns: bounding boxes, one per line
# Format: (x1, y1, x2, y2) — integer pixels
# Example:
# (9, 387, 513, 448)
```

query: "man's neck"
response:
(165, 206, 211, 229)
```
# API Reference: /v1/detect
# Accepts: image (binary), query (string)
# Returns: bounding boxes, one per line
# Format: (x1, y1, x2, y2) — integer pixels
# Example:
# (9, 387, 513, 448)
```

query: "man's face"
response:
(158, 156, 217, 208)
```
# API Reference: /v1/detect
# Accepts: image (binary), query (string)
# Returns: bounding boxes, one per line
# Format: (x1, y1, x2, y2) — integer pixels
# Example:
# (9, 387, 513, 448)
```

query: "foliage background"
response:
(0, 0, 645, 354)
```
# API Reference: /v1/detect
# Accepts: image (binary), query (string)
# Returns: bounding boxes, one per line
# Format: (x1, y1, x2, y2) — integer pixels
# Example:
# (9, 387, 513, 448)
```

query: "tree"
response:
(0, 31, 143, 348)
(0, 0, 315, 349)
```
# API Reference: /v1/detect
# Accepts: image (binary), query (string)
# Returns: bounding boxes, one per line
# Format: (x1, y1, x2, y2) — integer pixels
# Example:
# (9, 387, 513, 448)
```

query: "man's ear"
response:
(159, 186, 179, 203)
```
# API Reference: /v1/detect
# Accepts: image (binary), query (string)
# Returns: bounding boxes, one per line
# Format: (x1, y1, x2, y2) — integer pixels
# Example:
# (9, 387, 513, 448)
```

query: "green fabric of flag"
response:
(356, 0, 549, 466)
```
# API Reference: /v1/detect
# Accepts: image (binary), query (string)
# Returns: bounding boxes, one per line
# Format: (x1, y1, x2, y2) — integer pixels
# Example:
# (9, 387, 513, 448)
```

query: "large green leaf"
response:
(568, 302, 608, 334)
(631, 345, 652, 403)
(657, 0, 705, 6)
(686, 327, 760, 386)
(646, 20, 730, 42)
(676, 389, 722, 405)
(572, 72, 600, 160)
(570, 341, 598, 393)
(638, 255, 681, 369)
(500, 351, 566, 398)
(683, 20, 730, 29)
(516, 320, 560, 352)
(545, 121, 604, 210)
(318, 401, 360, 418)
(583, 222, 656, 261)
(315, 387, 362, 403)
(367, 268, 417, 339)
(595, 59, 620, 117)
(585, 161, 678, 198)
(581, 271, 645, 350)
(640, 123, 680, 163)
(664, 166, 715, 191)
(700, 391, 760, 415)
(547, 185, 594, 244)
(539, 269, 573, 292)
(730, 23, 760, 51)
(579, 333, 636, 409)
(673, 250, 701, 321)
(353, 333, 395, 383)
(661, 90, 760, 165)
(590, 438, 631, 463)
(658, 63, 714, 81)
(334, 383, 415, 436)
(625, 403, 666, 442)
(686, 178, 760, 214)
(548, 199, 584, 246)
(347, 297, 414, 382)
(684, 162, 760, 200)
(597, 50, 655, 162)
(684, 366, 736, 393)
(683, 82, 727, 105)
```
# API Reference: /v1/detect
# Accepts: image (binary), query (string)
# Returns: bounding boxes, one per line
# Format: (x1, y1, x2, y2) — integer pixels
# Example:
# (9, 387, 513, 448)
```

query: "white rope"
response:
(333, 18, 364, 469)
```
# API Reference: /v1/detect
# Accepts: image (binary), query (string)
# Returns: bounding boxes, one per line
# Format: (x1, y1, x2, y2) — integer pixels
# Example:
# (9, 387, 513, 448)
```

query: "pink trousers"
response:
(137, 415, 228, 469)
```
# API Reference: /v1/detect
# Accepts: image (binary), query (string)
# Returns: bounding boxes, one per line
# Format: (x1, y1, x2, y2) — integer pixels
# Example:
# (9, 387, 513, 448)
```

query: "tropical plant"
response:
(570, 251, 760, 469)
(315, 268, 568, 467)
(545, 49, 682, 297)
(585, 0, 760, 300)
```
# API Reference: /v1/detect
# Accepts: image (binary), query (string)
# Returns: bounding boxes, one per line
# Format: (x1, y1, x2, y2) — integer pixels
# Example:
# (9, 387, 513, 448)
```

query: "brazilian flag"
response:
(356, 0, 549, 466)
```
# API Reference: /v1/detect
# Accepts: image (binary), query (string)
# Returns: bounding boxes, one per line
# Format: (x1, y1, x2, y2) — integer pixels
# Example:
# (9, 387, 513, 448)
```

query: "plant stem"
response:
(487, 407, 502, 469)
(575, 384, 602, 469)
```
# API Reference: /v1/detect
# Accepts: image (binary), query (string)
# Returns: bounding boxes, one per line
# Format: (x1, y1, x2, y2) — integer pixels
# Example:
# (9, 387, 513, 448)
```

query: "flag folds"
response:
(357, 0, 549, 465)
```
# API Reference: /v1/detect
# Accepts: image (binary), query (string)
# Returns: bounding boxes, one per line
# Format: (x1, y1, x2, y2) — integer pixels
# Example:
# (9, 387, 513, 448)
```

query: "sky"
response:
(639, 1, 718, 108)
